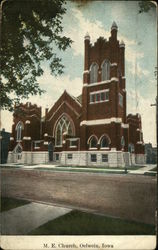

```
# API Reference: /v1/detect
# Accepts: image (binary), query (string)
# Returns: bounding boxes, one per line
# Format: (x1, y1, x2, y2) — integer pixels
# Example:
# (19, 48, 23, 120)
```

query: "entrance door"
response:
(15, 144, 23, 163)
(48, 142, 54, 162)
(17, 153, 22, 163)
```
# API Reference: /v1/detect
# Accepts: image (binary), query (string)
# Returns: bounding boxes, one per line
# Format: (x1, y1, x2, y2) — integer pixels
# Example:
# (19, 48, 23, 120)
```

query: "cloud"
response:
(64, 8, 145, 72)
(127, 90, 156, 146)
(126, 48, 144, 63)
(127, 58, 150, 77)
(1, 72, 83, 133)
(1, 110, 13, 133)
(63, 8, 110, 56)
(37, 69, 83, 103)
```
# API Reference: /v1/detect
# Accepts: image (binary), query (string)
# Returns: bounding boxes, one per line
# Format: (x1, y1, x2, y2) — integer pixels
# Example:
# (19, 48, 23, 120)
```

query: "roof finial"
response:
(84, 32, 90, 40)
(120, 40, 125, 48)
(111, 21, 118, 31)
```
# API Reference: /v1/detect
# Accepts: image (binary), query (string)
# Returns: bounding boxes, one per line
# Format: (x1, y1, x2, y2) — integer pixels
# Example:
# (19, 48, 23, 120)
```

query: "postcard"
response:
(0, 0, 157, 249)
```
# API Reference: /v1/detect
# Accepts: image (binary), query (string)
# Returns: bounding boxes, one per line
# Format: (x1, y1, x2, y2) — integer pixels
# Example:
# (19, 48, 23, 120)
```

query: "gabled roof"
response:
(45, 90, 82, 121)
(66, 91, 82, 107)
(77, 94, 82, 104)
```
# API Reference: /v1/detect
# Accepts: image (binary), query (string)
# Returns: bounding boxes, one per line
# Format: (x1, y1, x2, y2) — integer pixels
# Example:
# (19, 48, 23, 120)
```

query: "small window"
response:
(101, 92, 105, 101)
(70, 140, 77, 147)
(89, 90, 109, 104)
(56, 154, 59, 161)
(96, 93, 100, 102)
(91, 154, 97, 162)
(67, 154, 73, 159)
(102, 154, 108, 162)
(105, 91, 109, 101)
(34, 142, 40, 149)
(90, 94, 95, 103)
(119, 93, 123, 107)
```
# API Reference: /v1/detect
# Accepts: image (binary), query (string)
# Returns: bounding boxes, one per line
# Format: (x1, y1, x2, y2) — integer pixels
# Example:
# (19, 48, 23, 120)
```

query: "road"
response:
(1, 168, 157, 224)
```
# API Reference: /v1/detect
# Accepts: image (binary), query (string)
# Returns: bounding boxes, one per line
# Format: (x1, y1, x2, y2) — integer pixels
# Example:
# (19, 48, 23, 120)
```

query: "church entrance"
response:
(15, 144, 23, 163)
(48, 142, 54, 162)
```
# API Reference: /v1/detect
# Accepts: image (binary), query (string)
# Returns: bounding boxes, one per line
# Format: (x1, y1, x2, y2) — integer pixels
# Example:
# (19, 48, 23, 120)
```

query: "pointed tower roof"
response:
(120, 39, 125, 48)
(84, 32, 90, 40)
(111, 21, 118, 31)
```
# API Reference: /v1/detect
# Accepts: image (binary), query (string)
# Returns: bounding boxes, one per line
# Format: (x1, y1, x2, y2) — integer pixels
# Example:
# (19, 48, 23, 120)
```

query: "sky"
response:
(1, 0, 157, 146)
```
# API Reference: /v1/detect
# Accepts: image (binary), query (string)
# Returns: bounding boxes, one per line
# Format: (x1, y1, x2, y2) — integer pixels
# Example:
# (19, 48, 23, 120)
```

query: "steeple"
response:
(84, 32, 90, 72)
(120, 40, 125, 48)
(84, 32, 90, 40)
(111, 21, 118, 40)
(111, 21, 118, 31)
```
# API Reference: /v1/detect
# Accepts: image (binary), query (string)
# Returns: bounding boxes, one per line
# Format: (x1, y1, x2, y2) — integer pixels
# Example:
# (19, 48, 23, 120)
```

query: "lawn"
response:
(144, 172, 157, 177)
(34, 167, 126, 174)
(1, 164, 144, 172)
(1, 197, 30, 212)
(0, 165, 21, 169)
(29, 210, 155, 235)
(56, 165, 145, 170)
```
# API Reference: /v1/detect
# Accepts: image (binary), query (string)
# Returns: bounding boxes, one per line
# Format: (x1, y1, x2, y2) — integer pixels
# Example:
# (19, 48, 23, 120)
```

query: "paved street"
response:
(1, 202, 71, 235)
(1, 168, 157, 224)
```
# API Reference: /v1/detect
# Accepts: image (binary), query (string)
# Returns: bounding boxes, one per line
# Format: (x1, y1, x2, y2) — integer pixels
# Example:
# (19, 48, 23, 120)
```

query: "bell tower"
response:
(81, 22, 126, 122)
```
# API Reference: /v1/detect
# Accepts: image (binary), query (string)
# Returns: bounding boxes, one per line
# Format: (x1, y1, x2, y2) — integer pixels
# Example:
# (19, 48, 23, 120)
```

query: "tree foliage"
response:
(0, 0, 72, 111)
(138, 1, 155, 13)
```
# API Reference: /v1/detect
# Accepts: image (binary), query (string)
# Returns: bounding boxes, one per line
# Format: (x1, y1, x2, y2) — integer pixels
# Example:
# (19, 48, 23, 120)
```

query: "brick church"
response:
(8, 22, 145, 167)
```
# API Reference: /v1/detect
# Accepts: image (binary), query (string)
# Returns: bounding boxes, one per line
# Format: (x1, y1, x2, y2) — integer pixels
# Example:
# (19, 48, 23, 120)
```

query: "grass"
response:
(1, 164, 145, 171)
(1, 197, 30, 212)
(0, 165, 21, 169)
(34, 167, 126, 174)
(29, 210, 155, 235)
(55, 165, 145, 170)
(144, 172, 157, 177)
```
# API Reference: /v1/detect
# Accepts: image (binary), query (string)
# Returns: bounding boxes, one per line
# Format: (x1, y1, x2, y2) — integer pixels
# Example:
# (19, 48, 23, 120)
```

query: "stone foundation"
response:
(7, 151, 49, 164)
(54, 151, 131, 167)
(7, 150, 146, 167)
(135, 154, 146, 165)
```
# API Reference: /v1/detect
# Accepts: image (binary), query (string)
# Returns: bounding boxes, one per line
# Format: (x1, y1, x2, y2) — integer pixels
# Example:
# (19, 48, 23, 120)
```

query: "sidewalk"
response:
(1, 202, 71, 235)
(129, 164, 157, 174)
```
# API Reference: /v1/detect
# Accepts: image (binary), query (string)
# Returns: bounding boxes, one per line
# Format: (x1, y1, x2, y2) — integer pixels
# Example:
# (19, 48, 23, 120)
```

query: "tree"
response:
(0, 0, 72, 111)
(138, 1, 155, 13)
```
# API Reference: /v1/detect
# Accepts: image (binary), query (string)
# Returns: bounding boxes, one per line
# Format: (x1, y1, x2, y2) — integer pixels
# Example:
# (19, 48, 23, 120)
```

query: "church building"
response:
(8, 22, 145, 167)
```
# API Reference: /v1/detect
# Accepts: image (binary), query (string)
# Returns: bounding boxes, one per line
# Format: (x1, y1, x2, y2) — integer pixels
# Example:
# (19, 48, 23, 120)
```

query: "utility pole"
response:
(150, 66, 157, 146)
(151, 96, 157, 143)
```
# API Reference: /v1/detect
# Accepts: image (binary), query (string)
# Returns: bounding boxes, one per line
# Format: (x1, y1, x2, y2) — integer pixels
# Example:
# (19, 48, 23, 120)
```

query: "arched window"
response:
(55, 115, 73, 146)
(16, 121, 24, 141)
(90, 63, 99, 83)
(89, 136, 98, 148)
(100, 136, 110, 148)
(101, 60, 110, 81)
